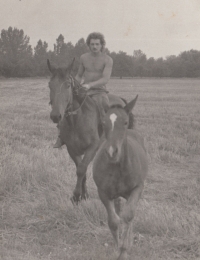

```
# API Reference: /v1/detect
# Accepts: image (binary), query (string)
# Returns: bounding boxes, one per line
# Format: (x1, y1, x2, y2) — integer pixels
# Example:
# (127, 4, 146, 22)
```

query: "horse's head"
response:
(103, 95, 138, 163)
(47, 59, 75, 123)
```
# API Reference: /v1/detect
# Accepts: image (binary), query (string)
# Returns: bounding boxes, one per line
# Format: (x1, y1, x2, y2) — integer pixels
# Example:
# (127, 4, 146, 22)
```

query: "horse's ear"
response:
(124, 95, 138, 114)
(68, 58, 75, 74)
(47, 59, 55, 73)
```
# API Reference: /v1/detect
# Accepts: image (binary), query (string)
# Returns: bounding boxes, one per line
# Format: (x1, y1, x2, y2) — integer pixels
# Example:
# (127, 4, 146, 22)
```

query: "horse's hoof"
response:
(82, 193, 89, 201)
(70, 194, 82, 205)
(117, 248, 128, 260)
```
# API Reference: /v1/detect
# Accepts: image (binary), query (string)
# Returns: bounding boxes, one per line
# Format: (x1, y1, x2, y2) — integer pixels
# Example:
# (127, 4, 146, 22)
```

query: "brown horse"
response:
(47, 59, 133, 204)
(93, 96, 148, 260)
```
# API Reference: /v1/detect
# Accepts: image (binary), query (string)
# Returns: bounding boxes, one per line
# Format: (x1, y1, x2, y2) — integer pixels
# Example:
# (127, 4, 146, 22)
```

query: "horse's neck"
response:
(73, 93, 84, 105)
(65, 98, 80, 127)
(64, 94, 94, 130)
(72, 95, 81, 110)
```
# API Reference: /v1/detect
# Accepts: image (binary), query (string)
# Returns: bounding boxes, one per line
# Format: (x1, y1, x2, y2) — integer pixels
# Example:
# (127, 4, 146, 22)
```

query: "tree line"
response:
(0, 27, 200, 78)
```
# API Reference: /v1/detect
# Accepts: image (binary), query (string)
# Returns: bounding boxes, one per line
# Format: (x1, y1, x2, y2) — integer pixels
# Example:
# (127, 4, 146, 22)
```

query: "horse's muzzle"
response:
(50, 113, 61, 124)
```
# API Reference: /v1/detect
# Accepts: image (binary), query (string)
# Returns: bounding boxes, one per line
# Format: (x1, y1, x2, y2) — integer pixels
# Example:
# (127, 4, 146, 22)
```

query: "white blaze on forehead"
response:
(110, 113, 117, 131)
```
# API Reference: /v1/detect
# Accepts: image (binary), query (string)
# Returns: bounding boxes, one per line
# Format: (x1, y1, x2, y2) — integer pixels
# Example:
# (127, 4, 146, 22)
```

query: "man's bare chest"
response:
(83, 58, 105, 72)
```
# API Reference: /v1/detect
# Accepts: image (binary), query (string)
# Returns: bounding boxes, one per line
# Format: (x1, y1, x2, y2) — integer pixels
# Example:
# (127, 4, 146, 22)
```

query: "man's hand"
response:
(82, 84, 90, 89)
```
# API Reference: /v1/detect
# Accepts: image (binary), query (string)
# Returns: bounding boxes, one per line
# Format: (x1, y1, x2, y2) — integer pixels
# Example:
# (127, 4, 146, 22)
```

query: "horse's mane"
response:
(109, 102, 135, 129)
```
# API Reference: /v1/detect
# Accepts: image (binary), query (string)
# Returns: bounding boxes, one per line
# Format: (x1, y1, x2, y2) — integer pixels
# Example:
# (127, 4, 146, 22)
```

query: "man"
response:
(54, 32, 113, 148)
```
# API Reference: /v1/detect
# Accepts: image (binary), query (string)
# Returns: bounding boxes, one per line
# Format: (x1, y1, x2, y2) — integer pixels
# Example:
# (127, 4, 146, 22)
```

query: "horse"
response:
(92, 96, 148, 260)
(47, 59, 134, 204)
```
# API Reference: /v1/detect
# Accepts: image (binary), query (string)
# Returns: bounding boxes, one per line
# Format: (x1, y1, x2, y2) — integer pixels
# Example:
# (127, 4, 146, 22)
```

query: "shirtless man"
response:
(54, 32, 113, 148)
(76, 32, 113, 92)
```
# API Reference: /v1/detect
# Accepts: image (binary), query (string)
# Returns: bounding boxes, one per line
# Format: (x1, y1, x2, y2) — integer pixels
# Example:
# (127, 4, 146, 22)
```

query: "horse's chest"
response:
(65, 132, 89, 154)
(109, 172, 134, 199)
(60, 113, 99, 155)
(63, 126, 95, 155)
(95, 165, 135, 199)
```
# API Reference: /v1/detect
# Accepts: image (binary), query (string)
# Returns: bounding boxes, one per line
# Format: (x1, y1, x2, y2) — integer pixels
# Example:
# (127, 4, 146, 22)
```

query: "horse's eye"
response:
(124, 121, 128, 126)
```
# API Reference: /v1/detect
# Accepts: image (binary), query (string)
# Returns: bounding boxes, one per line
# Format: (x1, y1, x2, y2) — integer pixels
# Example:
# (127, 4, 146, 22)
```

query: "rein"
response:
(64, 75, 88, 117)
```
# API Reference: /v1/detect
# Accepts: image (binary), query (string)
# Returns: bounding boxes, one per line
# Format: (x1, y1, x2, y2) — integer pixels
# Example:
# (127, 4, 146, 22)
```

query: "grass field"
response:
(0, 77, 200, 260)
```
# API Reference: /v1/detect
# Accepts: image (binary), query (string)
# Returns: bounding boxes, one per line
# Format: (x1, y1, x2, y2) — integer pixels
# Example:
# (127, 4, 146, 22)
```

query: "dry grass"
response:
(0, 77, 200, 260)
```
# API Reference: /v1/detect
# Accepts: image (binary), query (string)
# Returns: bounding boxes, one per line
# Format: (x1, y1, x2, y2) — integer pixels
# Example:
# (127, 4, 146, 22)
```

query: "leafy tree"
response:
(53, 34, 66, 66)
(152, 58, 164, 77)
(54, 34, 65, 56)
(34, 39, 48, 76)
(144, 57, 155, 77)
(52, 34, 77, 68)
(111, 51, 133, 78)
(179, 50, 200, 77)
(1, 26, 200, 78)
(133, 50, 147, 77)
(166, 55, 183, 77)
(0, 27, 33, 77)
(73, 38, 88, 73)
(74, 38, 88, 57)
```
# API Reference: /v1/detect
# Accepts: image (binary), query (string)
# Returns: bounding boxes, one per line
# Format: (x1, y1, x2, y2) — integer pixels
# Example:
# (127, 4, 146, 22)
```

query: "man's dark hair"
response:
(86, 32, 106, 48)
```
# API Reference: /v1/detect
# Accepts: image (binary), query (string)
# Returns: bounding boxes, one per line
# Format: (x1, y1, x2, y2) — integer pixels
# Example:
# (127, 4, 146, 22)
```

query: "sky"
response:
(1, 0, 200, 59)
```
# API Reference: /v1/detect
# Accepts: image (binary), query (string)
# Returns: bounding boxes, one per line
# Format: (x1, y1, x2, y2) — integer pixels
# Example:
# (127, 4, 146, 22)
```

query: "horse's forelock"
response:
(51, 67, 70, 79)
(109, 104, 135, 129)
(58, 68, 68, 78)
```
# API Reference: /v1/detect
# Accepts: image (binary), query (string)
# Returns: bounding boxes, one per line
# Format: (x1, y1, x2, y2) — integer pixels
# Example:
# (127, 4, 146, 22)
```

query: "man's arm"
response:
(75, 55, 85, 83)
(85, 56, 113, 88)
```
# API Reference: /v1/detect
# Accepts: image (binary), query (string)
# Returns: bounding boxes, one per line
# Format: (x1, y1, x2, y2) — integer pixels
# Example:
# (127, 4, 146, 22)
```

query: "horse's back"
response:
(107, 93, 125, 107)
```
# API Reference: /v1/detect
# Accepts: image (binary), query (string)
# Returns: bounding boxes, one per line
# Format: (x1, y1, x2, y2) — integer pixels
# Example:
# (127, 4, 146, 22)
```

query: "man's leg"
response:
(91, 93, 109, 124)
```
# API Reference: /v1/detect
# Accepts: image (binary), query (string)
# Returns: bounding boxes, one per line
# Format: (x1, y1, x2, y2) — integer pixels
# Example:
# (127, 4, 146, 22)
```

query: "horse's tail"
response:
(120, 97, 135, 129)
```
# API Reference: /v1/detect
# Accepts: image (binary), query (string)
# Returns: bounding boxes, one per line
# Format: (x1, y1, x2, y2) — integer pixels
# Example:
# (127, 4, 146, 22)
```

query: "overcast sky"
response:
(1, 0, 200, 58)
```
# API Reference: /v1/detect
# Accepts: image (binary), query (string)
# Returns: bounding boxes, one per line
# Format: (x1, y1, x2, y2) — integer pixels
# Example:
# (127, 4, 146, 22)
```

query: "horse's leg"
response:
(114, 198, 122, 216)
(117, 184, 144, 260)
(81, 174, 89, 200)
(67, 150, 82, 167)
(98, 189, 120, 248)
(66, 149, 87, 202)
(72, 143, 99, 203)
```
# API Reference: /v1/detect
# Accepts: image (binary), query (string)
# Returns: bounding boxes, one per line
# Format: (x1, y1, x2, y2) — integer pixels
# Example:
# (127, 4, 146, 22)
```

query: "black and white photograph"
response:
(0, 1, 200, 259)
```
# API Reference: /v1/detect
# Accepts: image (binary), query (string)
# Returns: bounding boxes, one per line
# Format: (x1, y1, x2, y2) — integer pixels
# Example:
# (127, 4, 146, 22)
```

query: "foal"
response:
(93, 96, 148, 260)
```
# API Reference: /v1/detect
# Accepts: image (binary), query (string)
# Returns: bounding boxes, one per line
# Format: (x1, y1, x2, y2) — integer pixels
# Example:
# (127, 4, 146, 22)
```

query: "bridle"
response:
(49, 74, 88, 118)
(63, 75, 88, 117)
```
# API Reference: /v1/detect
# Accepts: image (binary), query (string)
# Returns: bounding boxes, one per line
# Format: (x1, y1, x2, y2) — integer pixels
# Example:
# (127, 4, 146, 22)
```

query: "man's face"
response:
(89, 39, 102, 53)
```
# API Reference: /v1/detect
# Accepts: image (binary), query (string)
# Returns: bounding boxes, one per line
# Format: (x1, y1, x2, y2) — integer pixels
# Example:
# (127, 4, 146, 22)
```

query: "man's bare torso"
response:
(82, 52, 109, 84)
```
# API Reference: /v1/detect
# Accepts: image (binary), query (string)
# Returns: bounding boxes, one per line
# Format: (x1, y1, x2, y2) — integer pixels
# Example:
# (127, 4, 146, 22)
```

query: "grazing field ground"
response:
(0, 77, 200, 260)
